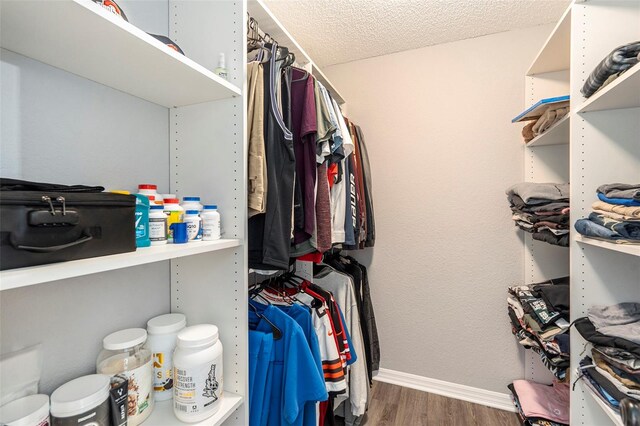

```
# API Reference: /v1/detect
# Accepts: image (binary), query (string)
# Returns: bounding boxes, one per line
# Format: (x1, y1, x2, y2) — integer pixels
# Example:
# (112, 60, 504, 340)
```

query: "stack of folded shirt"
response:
(576, 303, 640, 412)
(575, 183, 640, 244)
(508, 277, 570, 380)
(522, 105, 569, 143)
(508, 379, 569, 426)
(507, 183, 570, 247)
(581, 41, 640, 98)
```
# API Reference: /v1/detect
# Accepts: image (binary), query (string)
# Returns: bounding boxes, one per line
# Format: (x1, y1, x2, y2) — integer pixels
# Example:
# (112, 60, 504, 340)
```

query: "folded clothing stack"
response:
(522, 105, 569, 143)
(576, 303, 640, 412)
(507, 183, 570, 247)
(508, 380, 569, 426)
(575, 183, 640, 244)
(508, 277, 570, 380)
(581, 41, 640, 98)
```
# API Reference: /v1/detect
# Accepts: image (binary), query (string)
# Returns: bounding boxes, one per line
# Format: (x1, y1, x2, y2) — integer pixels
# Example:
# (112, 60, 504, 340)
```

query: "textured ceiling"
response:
(262, 0, 571, 67)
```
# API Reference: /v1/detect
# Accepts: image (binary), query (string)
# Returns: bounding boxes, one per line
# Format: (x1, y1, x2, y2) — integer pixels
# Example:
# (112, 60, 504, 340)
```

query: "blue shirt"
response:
(598, 192, 640, 206)
(249, 330, 274, 426)
(277, 303, 328, 425)
(249, 301, 327, 425)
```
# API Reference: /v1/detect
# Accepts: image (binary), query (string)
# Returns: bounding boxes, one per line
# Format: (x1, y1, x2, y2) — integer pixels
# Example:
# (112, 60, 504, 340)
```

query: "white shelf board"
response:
(576, 64, 640, 113)
(527, 5, 571, 75)
(575, 235, 640, 257)
(147, 393, 243, 426)
(583, 381, 623, 426)
(247, 0, 312, 66)
(0, 0, 240, 108)
(526, 115, 570, 147)
(0, 239, 242, 291)
(311, 63, 346, 105)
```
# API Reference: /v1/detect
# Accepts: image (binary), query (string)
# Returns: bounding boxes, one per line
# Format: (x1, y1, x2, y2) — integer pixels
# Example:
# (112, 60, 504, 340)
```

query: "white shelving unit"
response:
(0, 0, 248, 424)
(0, 239, 242, 291)
(575, 235, 640, 257)
(576, 64, 640, 113)
(527, 5, 571, 76)
(0, 0, 240, 107)
(149, 392, 244, 426)
(526, 115, 570, 147)
(515, 3, 572, 386)
(583, 380, 623, 426)
(568, 1, 640, 425)
(247, 0, 346, 104)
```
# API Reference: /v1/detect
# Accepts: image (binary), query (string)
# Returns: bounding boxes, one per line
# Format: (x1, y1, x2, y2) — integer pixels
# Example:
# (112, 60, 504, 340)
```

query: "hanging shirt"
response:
(248, 43, 296, 270)
(314, 80, 336, 164)
(249, 301, 327, 426)
(247, 61, 267, 217)
(258, 288, 348, 393)
(249, 330, 274, 426)
(291, 68, 318, 245)
(276, 303, 328, 426)
(330, 102, 354, 244)
(314, 266, 368, 417)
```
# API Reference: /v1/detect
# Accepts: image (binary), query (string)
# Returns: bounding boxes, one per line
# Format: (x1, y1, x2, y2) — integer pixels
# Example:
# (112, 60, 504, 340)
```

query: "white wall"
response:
(325, 25, 553, 393)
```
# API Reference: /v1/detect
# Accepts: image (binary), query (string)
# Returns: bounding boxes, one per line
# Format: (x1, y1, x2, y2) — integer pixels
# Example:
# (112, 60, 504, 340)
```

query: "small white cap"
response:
(103, 328, 147, 350)
(218, 52, 226, 68)
(50, 375, 110, 418)
(0, 394, 49, 426)
(147, 313, 187, 335)
(177, 324, 219, 349)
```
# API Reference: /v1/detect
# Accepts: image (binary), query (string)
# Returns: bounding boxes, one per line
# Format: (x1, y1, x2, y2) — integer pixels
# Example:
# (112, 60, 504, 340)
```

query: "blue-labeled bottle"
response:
(135, 194, 151, 248)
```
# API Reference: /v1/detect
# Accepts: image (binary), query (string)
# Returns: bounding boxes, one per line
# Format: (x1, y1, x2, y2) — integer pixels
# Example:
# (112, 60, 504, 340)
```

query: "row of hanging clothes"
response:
(246, 16, 376, 272)
(248, 251, 380, 426)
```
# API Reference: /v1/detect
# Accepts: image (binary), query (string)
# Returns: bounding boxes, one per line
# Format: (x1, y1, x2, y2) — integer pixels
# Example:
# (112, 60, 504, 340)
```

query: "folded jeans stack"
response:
(574, 183, 640, 244)
(576, 303, 640, 412)
(581, 41, 640, 98)
(508, 380, 569, 426)
(522, 105, 569, 143)
(508, 276, 570, 380)
(507, 183, 570, 247)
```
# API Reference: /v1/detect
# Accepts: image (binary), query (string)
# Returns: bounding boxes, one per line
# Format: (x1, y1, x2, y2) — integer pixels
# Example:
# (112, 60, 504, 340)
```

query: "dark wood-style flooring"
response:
(342, 381, 521, 426)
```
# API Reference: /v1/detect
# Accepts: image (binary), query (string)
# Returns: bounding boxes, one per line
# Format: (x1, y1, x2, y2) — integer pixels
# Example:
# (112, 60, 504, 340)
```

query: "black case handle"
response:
(10, 232, 93, 253)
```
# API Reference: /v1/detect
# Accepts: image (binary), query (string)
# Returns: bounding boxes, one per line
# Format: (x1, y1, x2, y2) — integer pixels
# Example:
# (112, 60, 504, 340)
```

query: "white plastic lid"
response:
(50, 375, 110, 418)
(103, 328, 147, 350)
(147, 313, 187, 335)
(0, 394, 49, 426)
(177, 324, 219, 349)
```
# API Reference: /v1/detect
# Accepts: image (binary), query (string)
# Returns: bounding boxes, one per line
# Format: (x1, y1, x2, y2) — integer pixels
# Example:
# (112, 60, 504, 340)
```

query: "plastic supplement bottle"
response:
(137, 184, 163, 206)
(173, 325, 224, 423)
(163, 198, 184, 243)
(181, 197, 203, 213)
(0, 394, 50, 426)
(145, 313, 187, 402)
(97, 329, 154, 426)
(134, 194, 151, 248)
(201, 205, 221, 241)
(184, 210, 202, 241)
(50, 375, 110, 426)
(149, 205, 168, 245)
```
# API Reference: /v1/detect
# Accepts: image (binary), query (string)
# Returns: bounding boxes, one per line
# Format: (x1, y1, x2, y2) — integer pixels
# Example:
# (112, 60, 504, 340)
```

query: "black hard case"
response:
(0, 190, 136, 270)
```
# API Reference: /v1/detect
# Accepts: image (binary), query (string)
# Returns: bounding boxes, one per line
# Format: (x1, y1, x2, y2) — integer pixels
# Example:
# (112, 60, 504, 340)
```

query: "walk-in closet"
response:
(0, 0, 638, 425)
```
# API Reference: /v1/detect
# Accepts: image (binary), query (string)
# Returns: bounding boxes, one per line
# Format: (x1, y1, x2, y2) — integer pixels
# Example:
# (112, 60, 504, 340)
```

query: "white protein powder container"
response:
(145, 313, 187, 401)
(50, 375, 110, 426)
(97, 329, 154, 426)
(0, 394, 50, 426)
(173, 324, 223, 423)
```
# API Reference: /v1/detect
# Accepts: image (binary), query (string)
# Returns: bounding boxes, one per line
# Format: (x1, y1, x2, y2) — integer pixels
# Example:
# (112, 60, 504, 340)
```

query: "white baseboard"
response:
(373, 368, 517, 413)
